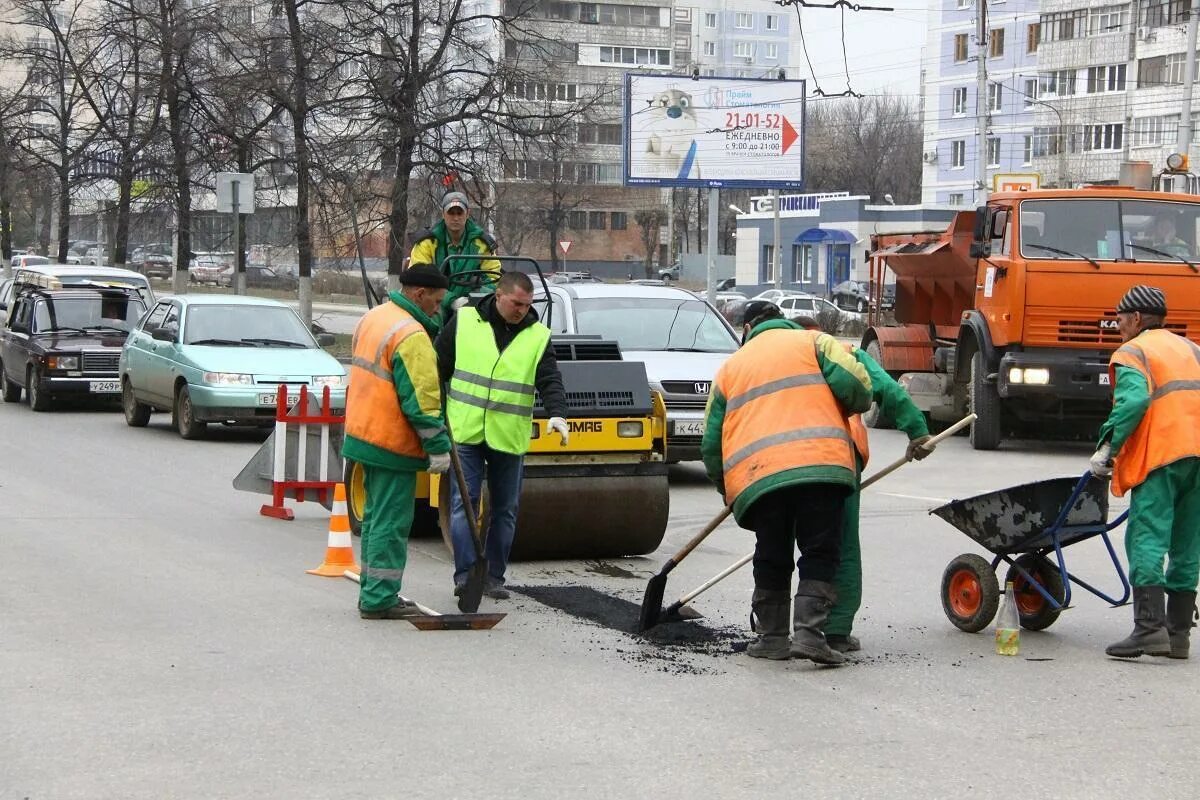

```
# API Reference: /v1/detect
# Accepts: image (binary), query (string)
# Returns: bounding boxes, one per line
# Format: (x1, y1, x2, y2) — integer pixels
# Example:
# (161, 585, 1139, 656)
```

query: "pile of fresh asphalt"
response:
(511, 584, 750, 674)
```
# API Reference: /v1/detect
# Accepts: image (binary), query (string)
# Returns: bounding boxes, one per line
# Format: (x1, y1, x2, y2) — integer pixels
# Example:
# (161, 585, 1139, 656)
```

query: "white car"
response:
(533, 282, 739, 463)
(750, 288, 807, 305)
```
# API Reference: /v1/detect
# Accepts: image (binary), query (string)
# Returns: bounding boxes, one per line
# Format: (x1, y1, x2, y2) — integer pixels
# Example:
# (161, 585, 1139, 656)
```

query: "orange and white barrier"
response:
(260, 383, 344, 521)
(307, 483, 359, 577)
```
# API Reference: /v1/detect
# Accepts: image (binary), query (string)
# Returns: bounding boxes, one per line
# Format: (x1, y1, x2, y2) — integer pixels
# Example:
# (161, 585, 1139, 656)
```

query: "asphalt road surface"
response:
(3, 399, 1196, 799)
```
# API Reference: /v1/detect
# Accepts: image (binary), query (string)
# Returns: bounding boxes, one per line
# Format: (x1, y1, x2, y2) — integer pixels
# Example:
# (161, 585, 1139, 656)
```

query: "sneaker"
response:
(485, 579, 510, 600)
(360, 599, 421, 620)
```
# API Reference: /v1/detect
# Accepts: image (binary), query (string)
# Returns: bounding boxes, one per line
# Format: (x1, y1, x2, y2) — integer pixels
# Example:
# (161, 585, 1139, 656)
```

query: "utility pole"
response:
(771, 189, 782, 290)
(975, 0, 990, 204)
(1174, 0, 1200, 167)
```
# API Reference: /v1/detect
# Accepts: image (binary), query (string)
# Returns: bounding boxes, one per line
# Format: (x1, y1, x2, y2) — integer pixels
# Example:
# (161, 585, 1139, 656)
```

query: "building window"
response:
(951, 140, 966, 169)
(766, 14, 778, 30)
(954, 34, 968, 62)
(949, 193, 965, 205)
(1133, 114, 1180, 146)
(761, 244, 776, 283)
(577, 123, 622, 144)
(792, 245, 816, 282)
(988, 83, 1002, 112)
(1038, 69, 1077, 97)
(1040, 9, 1088, 41)
(765, 43, 778, 59)
(610, 211, 627, 230)
(1089, 4, 1130, 35)
(1138, 53, 1188, 88)
(735, 12, 752, 28)
(1082, 123, 1123, 151)
(1022, 135, 1033, 165)
(989, 27, 1004, 57)
(734, 41, 754, 58)
(1023, 78, 1039, 108)
(952, 86, 968, 116)
(1027, 22, 1040, 52)
(568, 210, 587, 229)
(987, 137, 1001, 167)
(1086, 64, 1126, 93)
(588, 211, 606, 230)
(508, 82, 579, 102)
(1143, 0, 1189, 28)
(704, 11, 716, 27)
(703, 41, 715, 56)
(598, 46, 670, 66)
(1033, 126, 1065, 157)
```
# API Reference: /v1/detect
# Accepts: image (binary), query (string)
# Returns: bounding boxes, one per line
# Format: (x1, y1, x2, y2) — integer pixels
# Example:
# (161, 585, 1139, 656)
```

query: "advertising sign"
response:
(993, 172, 1041, 192)
(624, 75, 806, 189)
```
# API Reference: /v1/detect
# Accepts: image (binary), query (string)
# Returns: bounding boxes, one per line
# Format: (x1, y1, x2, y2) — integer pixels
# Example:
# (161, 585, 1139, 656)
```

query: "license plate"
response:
(1098, 374, 1111, 386)
(673, 420, 705, 436)
(88, 381, 120, 393)
(258, 393, 277, 406)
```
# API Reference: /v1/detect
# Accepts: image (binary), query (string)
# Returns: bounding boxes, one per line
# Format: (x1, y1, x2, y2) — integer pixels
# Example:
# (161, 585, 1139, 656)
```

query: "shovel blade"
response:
(407, 613, 506, 631)
(458, 561, 488, 614)
(637, 572, 669, 632)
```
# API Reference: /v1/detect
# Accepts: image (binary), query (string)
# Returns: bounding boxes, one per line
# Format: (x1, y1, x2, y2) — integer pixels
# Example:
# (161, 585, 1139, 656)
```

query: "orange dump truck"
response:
(862, 186, 1200, 450)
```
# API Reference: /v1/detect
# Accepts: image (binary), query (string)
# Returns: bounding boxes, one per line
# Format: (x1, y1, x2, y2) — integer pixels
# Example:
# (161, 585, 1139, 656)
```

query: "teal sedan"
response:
(119, 295, 347, 438)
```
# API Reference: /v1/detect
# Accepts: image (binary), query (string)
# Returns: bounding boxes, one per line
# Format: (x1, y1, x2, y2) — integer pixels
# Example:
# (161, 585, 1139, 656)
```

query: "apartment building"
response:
(921, 0, 1042, 205)
(676, 1, 797, 80)
(1030, 0, 1200, 191)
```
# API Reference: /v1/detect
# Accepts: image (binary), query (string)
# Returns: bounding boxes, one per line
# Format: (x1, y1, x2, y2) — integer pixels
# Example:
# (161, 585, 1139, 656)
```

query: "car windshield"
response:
(33, 294, 146, 333)
(1020, 198, 1200, 264)
(183, 304, 315, 347)
(572, 297, 738, 353)
(65, 274, 153, 303)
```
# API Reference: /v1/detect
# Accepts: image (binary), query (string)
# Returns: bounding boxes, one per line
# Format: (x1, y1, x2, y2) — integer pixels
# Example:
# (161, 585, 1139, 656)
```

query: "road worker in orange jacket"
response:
(1092, 285, 1200, 659)
(342, 265, 453, 619)
(700, 301, 873, 665)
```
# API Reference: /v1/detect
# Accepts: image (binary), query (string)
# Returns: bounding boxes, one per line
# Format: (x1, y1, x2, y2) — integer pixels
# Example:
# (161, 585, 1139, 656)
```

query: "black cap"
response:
(399, 264, 449, 289)
(1116, 285, 1167, 316)
(742, 300, 783, 329)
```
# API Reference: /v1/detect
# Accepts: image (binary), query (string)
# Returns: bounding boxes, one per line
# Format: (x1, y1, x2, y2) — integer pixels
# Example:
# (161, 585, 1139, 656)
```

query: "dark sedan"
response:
(0, 286, 147, 411)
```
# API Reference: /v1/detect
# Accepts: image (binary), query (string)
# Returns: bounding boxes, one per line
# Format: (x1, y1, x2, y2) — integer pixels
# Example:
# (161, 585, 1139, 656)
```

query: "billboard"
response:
(623, 74, 806, 189)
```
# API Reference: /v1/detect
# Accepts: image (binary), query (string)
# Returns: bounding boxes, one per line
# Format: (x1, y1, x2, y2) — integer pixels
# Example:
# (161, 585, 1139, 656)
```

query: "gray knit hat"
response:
(1116, 285, 1167, 316)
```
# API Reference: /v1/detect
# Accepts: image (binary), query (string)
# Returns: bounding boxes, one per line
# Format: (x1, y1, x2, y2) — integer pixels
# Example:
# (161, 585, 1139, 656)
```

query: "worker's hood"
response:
(623, 349, 729, 383)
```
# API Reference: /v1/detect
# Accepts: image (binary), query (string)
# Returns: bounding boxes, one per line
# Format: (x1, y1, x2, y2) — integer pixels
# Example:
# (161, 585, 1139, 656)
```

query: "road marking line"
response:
(878, 491, 950, 504)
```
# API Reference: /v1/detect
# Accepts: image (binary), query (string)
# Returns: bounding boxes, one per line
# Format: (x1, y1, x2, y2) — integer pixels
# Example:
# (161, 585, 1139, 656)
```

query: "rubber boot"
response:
(826, 634, 861, 654)
(747, 588, 792, 660)
(1166, 590, 1198, 660)
(1106, 585, 1171, 658)
(791, 581, 846, 666)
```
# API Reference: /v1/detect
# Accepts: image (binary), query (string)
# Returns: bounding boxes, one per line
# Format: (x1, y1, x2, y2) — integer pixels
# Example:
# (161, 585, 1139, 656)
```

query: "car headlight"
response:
(46, 355, 79, 370)
(1023, 368, 1050, 385)
(313, 374, 346, 388)
(203, 372, 253, 385)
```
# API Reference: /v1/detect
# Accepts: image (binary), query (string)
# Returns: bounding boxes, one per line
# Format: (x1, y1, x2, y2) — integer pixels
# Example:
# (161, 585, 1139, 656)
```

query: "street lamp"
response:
(1029, 98, 1069, 188)
(728, 204, 747, 215)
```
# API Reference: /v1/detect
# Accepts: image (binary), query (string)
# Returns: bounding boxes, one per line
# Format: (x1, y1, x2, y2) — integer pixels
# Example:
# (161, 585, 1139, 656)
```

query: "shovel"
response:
(635, 506, 732, 632)
(643, 413, 977, 630)
(446, 442, 490, 614)
(343, 570, 505, 630)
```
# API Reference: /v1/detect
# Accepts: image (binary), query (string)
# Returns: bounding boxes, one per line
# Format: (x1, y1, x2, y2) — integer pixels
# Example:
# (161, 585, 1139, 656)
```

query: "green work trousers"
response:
(359, 466, 417, 612)
(825, 482, 862, 637)
(1125, 457, 1200, 592)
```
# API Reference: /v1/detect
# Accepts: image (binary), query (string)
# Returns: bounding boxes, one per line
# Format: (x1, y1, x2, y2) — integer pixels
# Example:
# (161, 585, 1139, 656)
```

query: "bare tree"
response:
(634, 207, 665, 279)
(804, 94, 922, 203)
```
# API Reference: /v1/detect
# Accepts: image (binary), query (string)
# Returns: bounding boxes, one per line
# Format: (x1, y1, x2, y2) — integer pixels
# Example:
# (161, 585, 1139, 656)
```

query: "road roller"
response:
(343, 256, 670, 559)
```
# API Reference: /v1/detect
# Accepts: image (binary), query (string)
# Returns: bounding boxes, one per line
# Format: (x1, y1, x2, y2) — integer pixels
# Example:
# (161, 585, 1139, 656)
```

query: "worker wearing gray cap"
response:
(1093, 285, 1200, 659)
(409, 191, 501, 318)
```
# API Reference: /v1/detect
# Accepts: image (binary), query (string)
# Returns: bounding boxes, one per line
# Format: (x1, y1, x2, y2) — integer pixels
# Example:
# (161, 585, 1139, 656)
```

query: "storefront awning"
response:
(793, 227, 858, 245)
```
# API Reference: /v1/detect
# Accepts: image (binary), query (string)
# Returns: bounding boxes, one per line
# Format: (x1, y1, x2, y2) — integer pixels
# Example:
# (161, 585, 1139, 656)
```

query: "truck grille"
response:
(1027, 311, 1190, 347)
(81, 352, 120, 373)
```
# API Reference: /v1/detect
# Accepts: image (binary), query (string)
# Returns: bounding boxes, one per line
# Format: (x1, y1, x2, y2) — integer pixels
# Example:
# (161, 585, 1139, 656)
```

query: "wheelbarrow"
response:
(933, 471, 1131, 633)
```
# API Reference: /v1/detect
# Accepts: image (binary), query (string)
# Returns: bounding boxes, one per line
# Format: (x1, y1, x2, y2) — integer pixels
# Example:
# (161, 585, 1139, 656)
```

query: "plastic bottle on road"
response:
(995, 581, 1020, 656)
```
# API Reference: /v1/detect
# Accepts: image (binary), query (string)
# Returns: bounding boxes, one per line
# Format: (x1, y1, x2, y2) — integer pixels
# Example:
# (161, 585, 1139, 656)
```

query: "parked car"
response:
(750, 288, 806, 305)
(657, 263, 680, 281)
(716, 277, 736, 292)
(0, 285, 147, 411)
(831, 279, 896, 312)
(11, 254, 51, 269)
(778, 293, 855, 333)
(547, 271, 600, 284)
(217, 264, 298, 291)
(119, 295, 344, 438)
(0, 265, 155, 325)
(190, 254, 233, 285)
(139, 252, 173, 279)
(532, 283, 738, 463)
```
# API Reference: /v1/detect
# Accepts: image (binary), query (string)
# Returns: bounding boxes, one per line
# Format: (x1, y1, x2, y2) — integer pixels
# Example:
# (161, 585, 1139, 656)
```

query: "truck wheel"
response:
(27, 367, 52, 412)
(862, 340, 894, 429)
(969, 350, 1002, 450)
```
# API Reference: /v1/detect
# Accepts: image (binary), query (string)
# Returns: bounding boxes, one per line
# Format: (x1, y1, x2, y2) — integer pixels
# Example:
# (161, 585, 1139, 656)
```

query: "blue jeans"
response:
(449, 442, 524, 586)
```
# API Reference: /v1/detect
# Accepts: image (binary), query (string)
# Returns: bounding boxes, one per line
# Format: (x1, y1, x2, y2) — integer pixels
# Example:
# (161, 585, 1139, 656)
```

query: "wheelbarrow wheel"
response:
(941, 553, 1000, 632)
(1004, 554, 1065, 631)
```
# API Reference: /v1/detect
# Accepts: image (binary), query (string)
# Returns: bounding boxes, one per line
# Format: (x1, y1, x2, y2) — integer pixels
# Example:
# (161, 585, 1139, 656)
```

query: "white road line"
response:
(878, 491, 951, 504)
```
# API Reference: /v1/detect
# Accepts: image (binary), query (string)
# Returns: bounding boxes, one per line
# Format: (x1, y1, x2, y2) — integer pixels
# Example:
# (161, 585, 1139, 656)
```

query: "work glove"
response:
(905, 435, 935, 462)
(1090, 443, 1113, 478)
(548, 417, 569, 446)
(427, 452, 451, 474)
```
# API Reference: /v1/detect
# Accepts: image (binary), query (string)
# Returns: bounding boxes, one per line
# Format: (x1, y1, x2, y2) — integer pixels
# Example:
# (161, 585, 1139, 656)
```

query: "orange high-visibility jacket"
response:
(345, 302, 429, 459)
(717, 328, 858, 504)
(1108, 328, 1200, 496)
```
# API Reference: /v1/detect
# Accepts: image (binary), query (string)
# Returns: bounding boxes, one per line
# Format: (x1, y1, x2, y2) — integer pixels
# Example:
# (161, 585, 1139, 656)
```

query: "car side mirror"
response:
(316, 332, 335, 347)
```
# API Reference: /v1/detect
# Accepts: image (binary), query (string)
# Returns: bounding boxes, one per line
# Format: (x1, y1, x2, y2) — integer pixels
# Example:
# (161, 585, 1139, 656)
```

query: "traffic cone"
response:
(307, 483, 359, 577)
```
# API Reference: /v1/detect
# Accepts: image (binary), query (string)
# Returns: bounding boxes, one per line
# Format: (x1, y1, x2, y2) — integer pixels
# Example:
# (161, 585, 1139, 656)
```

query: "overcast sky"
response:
(786, 3, 930, 99)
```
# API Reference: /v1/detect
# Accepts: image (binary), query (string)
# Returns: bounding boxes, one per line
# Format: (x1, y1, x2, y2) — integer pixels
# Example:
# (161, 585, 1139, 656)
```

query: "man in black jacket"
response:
(435, 271, 569, 598)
